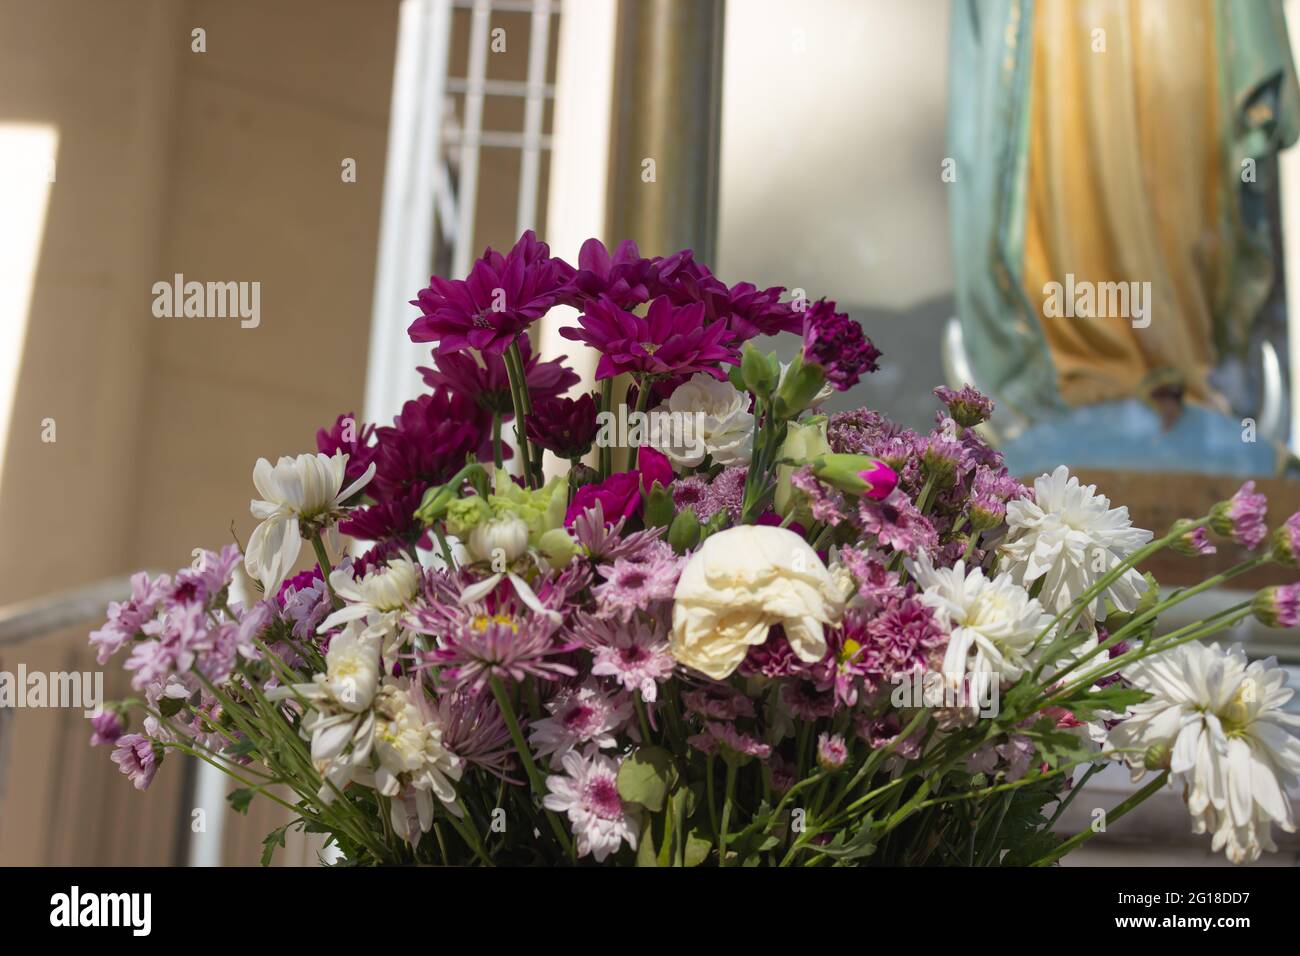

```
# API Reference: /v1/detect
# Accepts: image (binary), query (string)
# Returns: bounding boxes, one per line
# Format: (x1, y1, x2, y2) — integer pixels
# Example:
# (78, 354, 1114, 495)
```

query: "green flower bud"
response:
(538, 527, 579, 567)
(774, 418, 831, 516)
(812, 454, 899, 500)
(740, 342, 778, 399)
(667, 507, 701, 553)
(642, 482, 675, 529)
(1143, 742, 1170, 771)
(772, 353, 827, 420)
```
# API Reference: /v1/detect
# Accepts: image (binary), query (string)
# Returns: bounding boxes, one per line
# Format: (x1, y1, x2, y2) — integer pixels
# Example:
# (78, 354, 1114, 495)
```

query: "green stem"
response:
(706, 757, 721, 848)
(310, 532, 343, 610)
(489, 676, 573, 855)
(503, 339, 538, 489)
(1031, 772, 1169, 866)
(625, 375, 651, 472)
(718, 760, 738, 867)
(491, 413, 504, 470)
(598, 377, 614, 480)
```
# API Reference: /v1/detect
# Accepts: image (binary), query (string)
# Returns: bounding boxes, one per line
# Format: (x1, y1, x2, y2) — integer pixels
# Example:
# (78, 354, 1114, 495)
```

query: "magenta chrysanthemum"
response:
(419, 335, 577, 417)
(559, 295, 738, 381)
(367, 388, 488, 503)
(409, 230, 574, 355)
(316, 412, 377, 487)
(526, 393, 599, 459)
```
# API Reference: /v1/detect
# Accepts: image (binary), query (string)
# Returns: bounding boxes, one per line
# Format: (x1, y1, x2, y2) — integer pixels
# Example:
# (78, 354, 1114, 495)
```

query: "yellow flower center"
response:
(472, 613, 518, 633)
(1220, 682, 1255, 735)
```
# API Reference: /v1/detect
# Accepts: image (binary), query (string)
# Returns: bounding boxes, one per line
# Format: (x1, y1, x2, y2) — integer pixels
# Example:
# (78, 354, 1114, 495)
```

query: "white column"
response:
(536, 0, 618, 415)
(363, 0, 454, 427)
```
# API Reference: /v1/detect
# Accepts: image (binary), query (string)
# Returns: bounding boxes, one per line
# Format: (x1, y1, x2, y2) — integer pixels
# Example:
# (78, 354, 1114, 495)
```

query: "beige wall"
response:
(0, 0, 400, 864)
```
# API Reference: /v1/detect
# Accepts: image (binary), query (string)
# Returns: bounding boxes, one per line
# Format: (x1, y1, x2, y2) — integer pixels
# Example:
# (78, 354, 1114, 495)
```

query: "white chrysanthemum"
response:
(1000, 466, 1152, 626)
(369, 683, 463, 843)
(319, 555, 422, 665)
(654, 372, 754, 467)
(1107, 642, 1300, 863)
(244, 451, 375, 593)
(269, 623, 380, 801)
(909, 552, 1054, 699)
(543, 747, 640, 862)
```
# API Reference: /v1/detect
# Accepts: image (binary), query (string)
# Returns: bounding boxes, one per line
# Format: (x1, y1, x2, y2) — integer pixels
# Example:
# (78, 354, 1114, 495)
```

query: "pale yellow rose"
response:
(670, 525, 848, 679)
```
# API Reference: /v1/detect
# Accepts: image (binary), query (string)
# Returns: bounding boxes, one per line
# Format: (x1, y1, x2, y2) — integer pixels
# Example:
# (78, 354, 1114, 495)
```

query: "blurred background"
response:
(1, 0, 1298, 865)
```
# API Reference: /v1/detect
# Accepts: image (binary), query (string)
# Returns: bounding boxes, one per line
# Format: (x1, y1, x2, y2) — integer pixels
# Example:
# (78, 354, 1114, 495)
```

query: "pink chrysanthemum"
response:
(577, 614, 676, 702)
(816, 732, 849, 770)
(90, 571, 171, 664)
(423, 612, 576, 693)
(543, 748, 640, 862)
(89, 711, 124, 747)
(740, 627, 810, 679)
(682, 684, 756, 721)
(1271, 511, 1300, 566)
(858, 489, 938, 556)
(688, 721, 772, 761)
(780, 679, 836, 720)
(790, 465, 847, 525)
(1211, 480, 1269, 550)
(111, 734, 159, 790)
(433, 688, 518, 782)
(529, 681, 634, 766)
(1253, 583, 1300, 629)
(593, 546, 683, 621)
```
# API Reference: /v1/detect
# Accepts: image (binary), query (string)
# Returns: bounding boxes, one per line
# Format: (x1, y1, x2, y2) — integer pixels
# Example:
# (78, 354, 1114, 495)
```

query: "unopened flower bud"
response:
(1143, 742, 1171, 771)
(816, 732, 848, 771)
(467, 516, 530, 564)
(537, 527, 578, 567)
(1270, 513, 1300, 567)
(1252, 583, 1300, 629)
(667, 508, 701, 554)
(1168, 518, 1216, 557)
(812, 454, 898, 500)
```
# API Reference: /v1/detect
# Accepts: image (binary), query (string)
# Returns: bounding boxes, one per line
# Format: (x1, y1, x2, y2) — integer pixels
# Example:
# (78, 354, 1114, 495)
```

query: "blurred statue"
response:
(948, 0, 1300, 473)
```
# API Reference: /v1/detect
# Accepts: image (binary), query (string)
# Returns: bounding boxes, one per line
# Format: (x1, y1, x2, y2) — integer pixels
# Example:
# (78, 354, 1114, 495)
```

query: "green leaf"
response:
(227, 737, 260, 759)
(1058, 685, 1150, 722)
(260, 823, 289, 867)
(635, 816, 658, 867)
(158, 695, 186, 718)
(617, 746, 678, 812)
(227, 788, 255, 814)
(685, 829, 712, 867)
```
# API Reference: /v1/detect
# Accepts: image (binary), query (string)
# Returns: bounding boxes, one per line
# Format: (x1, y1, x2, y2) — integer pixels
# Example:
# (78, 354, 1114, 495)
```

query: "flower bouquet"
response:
(90, 232, 1300, 866)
